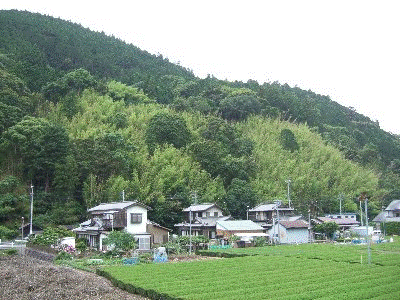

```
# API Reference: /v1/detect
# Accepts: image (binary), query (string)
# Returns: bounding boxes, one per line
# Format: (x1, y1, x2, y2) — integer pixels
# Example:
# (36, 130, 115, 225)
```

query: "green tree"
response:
(313, 222, 339, 240)
(145, 112, 191, 155)
(219, 95, 261, 121)
(103, 230, 137, 254)
(223, 178, 257, 219)
(280, 129, 299, 152)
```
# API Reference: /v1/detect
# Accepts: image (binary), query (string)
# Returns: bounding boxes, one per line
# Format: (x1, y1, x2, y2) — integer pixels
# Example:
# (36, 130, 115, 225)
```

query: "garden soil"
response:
(0, 255, 149, 300)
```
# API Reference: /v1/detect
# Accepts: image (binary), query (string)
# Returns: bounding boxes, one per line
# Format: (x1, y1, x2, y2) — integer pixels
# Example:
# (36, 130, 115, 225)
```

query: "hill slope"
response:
(0, 10, 399, 232)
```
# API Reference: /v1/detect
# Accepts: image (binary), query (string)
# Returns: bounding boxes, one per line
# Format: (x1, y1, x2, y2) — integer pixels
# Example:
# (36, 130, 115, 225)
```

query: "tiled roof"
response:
(279, 220, 309, 229)
(174, 216, 231, 227)
(183, 203, 218, 212)
(316, 216, 359, 225)
(249, 202, 294, 212)
(88, 201, 150, 212)
(217, 220, 264, 231)
(386, 200, 400, 211)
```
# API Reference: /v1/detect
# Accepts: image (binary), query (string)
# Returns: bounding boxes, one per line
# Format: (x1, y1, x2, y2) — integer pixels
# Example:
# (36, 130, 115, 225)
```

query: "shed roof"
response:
(217, 220, 264, 231)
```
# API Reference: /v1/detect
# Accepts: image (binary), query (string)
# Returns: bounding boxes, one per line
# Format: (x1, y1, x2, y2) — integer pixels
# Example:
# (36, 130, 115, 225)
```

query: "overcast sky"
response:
(2, 1, 400, 134)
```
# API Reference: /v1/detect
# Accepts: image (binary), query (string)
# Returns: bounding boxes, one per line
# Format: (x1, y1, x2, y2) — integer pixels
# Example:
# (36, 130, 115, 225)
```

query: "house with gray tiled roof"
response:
(74, 201, 170, 251)
(175, 203, 232, 239)
(373, 200, 400, 225)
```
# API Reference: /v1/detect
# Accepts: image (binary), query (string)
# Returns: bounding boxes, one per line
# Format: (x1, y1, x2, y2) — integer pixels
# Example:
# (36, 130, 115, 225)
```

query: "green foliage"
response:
(103, 231, 137, 253)
(75, 238, 88, 252)
(145, 112, 191, 154)
(0, 225, 18, 240)
(219, 95, 261, 121)
(253, 236, 267, 247)
(30, 226, 75, 246)
(313, 222, 339, 239)
(280, 128, 299, 152)
(55, 250, 73, 261)
(107, 80, 153, 105)
(223, 178, 258, 219)
(383, 222, 400, 236)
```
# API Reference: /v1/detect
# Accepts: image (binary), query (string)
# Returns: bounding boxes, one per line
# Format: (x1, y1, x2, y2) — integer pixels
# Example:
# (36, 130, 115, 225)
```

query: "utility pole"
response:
(21, 217, 24, 240)
(29, 183, 34, 236)
(189, 191, 197, 255)
(365, 197, 371, 264)
(247, 205, 249, 220)
(285, 179, 291, 208)
(360, 200, 363, 226)
(122, 190, 125, 201)
(308, 209, 311, 243)
(275, 200, 281, 244)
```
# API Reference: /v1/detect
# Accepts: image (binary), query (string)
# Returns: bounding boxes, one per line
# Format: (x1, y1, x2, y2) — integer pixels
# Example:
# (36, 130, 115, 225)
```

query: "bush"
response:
(254, 237, 267, 247)
(383, 222, 400, 236)
(5, 248, 18, 255)
(0, 225, 17, 240)
(55, 251, 73, 261)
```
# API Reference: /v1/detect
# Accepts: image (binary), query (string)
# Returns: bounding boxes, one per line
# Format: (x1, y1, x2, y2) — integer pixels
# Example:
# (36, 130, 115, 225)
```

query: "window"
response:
(206, 212, 210, 217)
(214, 212, 219, 217)
(138, 236, 150, 250)
(130, 213, 142, 224)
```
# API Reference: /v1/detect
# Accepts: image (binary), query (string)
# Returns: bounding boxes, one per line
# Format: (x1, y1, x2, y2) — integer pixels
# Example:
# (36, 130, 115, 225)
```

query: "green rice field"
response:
(98, 238, 400, 300)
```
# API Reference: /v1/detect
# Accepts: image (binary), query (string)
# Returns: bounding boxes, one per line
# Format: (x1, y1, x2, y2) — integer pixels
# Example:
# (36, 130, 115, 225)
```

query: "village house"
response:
(174, 203, 231, 239)
(74, 201, 170, 251)
(373, 200, 400, 227)
(313, 213, 360, 232)
(248, 202, 295, 229)
(269, 219, 310, 244)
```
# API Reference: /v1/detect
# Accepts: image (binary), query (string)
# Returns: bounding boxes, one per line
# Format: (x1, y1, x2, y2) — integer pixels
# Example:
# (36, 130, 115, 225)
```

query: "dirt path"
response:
(0, 255, 149, 300)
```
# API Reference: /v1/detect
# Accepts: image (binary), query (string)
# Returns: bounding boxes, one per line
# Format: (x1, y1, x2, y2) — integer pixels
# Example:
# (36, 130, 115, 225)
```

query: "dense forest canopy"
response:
(1, 10, 400, 235)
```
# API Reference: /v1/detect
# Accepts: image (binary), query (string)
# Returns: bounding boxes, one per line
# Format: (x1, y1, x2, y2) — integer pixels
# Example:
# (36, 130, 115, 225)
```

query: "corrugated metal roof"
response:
(386, 200, 400, 211)
(183, 203, 217, 212)
(217, 220, 264, 231)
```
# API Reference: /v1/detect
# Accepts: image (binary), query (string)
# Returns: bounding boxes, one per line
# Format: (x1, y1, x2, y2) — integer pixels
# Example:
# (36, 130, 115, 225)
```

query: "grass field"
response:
(98, 238, 400, 300)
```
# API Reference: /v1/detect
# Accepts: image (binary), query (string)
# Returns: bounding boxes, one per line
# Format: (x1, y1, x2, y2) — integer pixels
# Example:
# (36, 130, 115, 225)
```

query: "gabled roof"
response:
(175, 216, 231, 227)
(385, 200, 400, 211)
(279, 220, 309, 229)
(88, 201, 151, 213)
(183, 203, 221, 212)
(217, 220, 264, 231)
(249, 202, 294, 212)
(147, 220, 172, 231)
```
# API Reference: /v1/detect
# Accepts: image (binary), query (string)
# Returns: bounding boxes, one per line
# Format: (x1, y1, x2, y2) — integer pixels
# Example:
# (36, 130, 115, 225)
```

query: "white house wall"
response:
(125, 205, 148, 234)
(205, 207, 223, 217)
(286, 228, 309, 244)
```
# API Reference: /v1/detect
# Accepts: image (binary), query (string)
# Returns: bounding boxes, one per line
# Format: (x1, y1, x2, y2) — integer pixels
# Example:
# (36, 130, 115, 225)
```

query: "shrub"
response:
(55, 251, 73, 261)
(254, 237, 267, 247)
(0, 225, 17, 240)
(384, 222, 400, 236)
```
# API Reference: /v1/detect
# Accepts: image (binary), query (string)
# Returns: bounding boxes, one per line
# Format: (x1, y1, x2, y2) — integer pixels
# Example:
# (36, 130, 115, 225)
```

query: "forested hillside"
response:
(1, 10, 400, 234)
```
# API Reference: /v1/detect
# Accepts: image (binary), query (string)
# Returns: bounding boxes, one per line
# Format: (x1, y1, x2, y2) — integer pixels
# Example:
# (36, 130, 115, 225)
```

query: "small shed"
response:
(270, 220, 309, 244)
(216, 220, 267, 243)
